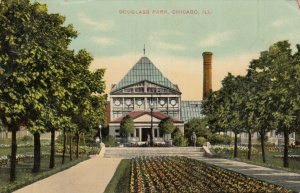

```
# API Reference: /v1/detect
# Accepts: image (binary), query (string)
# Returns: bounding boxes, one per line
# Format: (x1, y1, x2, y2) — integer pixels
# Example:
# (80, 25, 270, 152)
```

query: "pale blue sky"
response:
(38, 0, 300, 100)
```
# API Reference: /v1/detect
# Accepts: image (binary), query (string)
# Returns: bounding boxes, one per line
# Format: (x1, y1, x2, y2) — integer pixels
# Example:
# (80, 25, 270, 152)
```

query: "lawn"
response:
(0, 146, 51, 157)
(110, 156, 294, 193)
(0, 138, 91, 193)
(211, 145, 300, 173)
(0, 154, 89, 193)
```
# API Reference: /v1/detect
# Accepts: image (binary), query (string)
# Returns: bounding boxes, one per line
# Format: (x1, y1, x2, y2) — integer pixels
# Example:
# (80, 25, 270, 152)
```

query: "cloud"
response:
(197, 31, 235, 47)
(90, 51, 258, 100)
(91, 37, 116, 46)
(78, 13, 113, 31)
(149, 31, 186, 51)
(271, 18, 292, 28)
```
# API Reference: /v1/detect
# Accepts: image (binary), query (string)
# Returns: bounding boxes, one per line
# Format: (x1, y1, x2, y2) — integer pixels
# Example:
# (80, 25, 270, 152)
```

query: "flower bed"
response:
(55, 145, 99, 155)
(0, 153, 49, 168)
(0, 154, 36, 168)
(128, 156, 293, 193)
(0, 142, 49, 148)
(211, 145, 259, 157)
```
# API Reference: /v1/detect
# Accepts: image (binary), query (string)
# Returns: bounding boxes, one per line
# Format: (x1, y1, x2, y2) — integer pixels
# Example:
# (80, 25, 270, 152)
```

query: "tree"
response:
(220, 74, 246, 158)
(250, 41, 300, 167)
(159, 117, 175, 139)
(0, 0, 76, 180)
(120, 115, 134, 141)
(248, 46, 283, 164)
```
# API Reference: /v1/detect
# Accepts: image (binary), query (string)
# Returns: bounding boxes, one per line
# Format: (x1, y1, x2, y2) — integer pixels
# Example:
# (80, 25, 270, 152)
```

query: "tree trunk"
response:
(69, 132, 72, 161)
(234, 132, 238, 158)
(49, 128, 55, 169)
(260, 130, 266, 163)
(76, 132, 79, 159)
(247, 130, 252, 160)
(62, 128, 66, 165)
(32, 132, 41, 173)
(283, 129, 289, 168)
(10, 129, 17, 182)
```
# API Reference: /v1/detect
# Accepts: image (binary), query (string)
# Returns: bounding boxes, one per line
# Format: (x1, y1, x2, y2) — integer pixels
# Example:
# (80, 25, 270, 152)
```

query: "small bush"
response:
(197, 137, 206, 146)
(104, 135, 118, 147)
(55, 145, 99, 155)
(173, 131, 188, 147)
(208, 134, 233, 145)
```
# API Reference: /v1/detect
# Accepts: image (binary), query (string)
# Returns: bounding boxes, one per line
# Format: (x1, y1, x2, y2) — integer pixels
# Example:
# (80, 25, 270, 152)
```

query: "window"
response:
(159, 129, 163, 137)
(154, 129, 158, 138)
(113, 112, 123, 119)
(115, 129, 119, 133)
(136, 129, 140, 137)
(147, 87, 156, 93)
(135, 87, 144, 93)
(124, 88, 133, 93)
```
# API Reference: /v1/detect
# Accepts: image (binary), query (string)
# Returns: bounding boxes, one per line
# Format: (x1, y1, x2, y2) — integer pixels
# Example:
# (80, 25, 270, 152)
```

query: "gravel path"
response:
(14, 156, 122, 193)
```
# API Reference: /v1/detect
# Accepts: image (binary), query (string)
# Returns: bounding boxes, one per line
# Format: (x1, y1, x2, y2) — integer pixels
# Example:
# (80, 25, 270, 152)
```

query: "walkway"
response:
(197, 157, 300, 193)
(14, 156, 122, 193)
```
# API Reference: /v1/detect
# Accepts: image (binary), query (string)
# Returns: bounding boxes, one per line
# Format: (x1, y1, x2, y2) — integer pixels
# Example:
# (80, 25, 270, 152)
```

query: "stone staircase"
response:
(104, 147, 204, 159)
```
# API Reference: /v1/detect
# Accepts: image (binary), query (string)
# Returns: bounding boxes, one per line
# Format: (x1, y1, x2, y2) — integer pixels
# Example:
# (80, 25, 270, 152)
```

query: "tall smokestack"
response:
(203, 52, 213, 100)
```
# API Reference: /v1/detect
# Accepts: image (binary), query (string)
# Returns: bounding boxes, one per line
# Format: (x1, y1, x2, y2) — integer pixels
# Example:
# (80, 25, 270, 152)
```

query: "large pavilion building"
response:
(108, 54, 203, 143)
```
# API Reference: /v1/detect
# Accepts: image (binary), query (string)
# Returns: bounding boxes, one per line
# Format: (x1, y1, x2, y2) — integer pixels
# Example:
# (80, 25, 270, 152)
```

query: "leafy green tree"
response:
(249, 41, 300, 167)
(220, 74, 246, 157)
(203, 74, 245, 158)
(67, 50, 106, 159)
(248, 49, 281, 163)
(120, 115, 134, 141)
(159, 117, 175, 135)
(0, 0, 76, 180)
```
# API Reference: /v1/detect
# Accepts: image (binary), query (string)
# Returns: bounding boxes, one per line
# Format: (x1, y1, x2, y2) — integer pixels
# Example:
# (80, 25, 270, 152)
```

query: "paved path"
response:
(14, 157, 122, 193)
(197, 157, 300, 193)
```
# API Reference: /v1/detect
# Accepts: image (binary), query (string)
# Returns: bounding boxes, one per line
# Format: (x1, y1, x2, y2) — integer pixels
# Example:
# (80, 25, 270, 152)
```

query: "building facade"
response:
(108, 55, 204, 143)
(108, 56, 186, 143)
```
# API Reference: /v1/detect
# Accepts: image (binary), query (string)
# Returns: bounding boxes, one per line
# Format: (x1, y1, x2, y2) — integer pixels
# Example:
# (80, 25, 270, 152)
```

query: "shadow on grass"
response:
(104, 159, 130, 193)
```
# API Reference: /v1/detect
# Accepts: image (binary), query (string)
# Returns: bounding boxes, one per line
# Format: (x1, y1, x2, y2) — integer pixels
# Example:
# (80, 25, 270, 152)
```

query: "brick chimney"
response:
(202, 52, 213, 100)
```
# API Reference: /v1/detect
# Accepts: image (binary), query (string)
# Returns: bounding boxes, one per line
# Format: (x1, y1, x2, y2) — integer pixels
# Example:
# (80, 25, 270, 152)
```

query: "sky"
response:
(38, 0, 300, 100)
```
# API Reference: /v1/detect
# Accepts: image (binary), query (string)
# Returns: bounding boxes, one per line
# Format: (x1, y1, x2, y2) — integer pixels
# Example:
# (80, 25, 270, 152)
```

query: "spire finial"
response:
(143, 44, 146, 55)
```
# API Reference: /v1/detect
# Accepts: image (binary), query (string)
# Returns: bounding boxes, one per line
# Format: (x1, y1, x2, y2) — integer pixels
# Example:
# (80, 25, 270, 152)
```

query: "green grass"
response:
(0, 138, 50, 145)
(214, 146, 300, 173)
(0, 146, 51, 157)
(0, 155, 89, 193)
(104, 159, 131, 193)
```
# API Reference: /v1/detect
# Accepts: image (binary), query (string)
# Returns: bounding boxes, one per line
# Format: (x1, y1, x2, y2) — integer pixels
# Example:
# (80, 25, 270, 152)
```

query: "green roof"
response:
(181, 101, 204, 123)
(111, 56, 180, 93)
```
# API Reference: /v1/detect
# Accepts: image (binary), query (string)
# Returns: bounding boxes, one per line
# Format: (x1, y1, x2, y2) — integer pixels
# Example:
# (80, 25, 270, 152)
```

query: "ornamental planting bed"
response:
(129, 156, 293, 193)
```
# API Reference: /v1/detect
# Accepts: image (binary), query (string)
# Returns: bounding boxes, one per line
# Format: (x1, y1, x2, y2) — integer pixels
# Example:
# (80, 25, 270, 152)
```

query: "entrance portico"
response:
(109, 111, 184, 144)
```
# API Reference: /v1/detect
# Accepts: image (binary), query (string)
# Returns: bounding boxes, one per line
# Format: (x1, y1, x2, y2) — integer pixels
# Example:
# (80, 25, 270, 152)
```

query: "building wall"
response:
(226, 131, 296, 145)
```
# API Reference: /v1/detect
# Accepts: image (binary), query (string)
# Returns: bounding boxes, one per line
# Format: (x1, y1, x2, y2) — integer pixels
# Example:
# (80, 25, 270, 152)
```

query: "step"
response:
(103, 147, 204, 158)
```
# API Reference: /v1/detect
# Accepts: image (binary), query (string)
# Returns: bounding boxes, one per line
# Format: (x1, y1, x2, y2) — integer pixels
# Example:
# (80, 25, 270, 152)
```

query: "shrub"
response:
(208, 134, 233, 145)
(173, 131, 188, 147)
(104, 135, 118, 147)
(20, 135, 33, 142)
(197, 137, 206, 146)
(55, 145, 99, 155)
